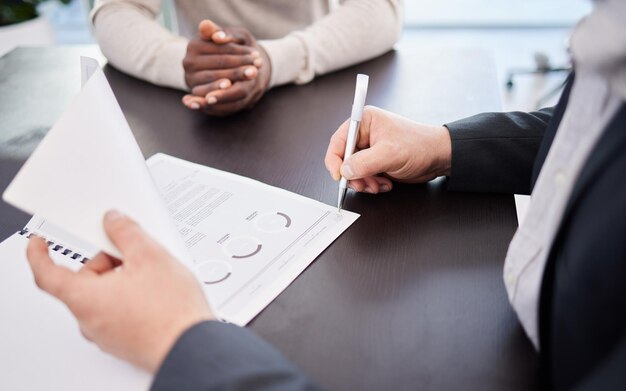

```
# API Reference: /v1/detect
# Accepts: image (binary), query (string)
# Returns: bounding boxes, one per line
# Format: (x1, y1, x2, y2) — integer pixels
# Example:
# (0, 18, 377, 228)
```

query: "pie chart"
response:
(197, 260, 232, 284)
(255, 212, 292, 233)
(223, 236, 263, 259)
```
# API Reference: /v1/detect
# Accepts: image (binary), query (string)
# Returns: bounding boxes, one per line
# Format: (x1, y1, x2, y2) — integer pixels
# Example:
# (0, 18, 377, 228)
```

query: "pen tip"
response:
(337, 189, 347, 212)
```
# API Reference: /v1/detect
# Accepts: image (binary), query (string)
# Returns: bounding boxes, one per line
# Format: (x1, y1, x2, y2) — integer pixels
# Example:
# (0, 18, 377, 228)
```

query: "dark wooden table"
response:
(0, 46, 538, 390)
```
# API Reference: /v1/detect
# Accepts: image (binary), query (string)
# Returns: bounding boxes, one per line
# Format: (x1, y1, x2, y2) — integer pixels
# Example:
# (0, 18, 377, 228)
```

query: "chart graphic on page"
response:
(147, 155, 352, 322)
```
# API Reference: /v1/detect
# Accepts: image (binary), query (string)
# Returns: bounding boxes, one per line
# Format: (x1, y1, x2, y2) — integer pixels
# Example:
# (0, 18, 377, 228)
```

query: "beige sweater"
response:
(91, 0, 403, 90)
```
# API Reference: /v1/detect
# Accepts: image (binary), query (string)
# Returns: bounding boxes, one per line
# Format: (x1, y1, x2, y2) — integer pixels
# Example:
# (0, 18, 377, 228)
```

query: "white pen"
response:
(337, 74, 369, 212)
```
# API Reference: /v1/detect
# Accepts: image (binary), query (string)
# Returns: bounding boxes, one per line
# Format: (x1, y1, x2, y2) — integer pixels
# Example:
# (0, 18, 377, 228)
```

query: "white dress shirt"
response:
(504, 0, 626, 350)
(91, 0, 403, 90)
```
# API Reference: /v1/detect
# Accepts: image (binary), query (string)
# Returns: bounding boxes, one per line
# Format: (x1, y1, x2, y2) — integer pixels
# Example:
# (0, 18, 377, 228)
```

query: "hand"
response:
(26, 211, 213, 373)
(182, 20, 271, 116)
(324, 106, 452, 194)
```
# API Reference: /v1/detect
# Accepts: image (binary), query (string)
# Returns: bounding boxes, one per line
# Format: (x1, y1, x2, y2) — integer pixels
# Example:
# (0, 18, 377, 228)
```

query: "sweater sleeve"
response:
(258, 0, 403, 88)
(91, 0, 189, 90)
(152, 321, 322, 391)
(445, 108, 554, 195)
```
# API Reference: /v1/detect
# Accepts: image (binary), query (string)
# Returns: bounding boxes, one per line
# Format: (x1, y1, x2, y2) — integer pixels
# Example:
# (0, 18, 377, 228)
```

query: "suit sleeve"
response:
(574, 331, 626, 390)
(444, 108, 553, 195)
(151, 321, 322, 391)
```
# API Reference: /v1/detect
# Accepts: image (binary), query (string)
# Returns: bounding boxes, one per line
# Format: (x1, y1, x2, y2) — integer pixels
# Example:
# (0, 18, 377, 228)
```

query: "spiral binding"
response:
(18, 228, 89, 264)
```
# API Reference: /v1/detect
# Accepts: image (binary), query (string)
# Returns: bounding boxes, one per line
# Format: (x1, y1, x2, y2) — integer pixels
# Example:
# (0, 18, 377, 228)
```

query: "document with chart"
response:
(147, 154, 358, 324)
(2, 57, 359, 326)
(17, 154, 358, 325)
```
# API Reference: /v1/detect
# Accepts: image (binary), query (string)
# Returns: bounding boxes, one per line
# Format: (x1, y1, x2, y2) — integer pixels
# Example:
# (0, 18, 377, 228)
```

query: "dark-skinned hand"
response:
(182, 20, 271, 116)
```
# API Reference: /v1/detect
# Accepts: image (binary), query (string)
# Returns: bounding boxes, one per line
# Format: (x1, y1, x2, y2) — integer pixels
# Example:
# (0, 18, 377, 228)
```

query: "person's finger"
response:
(205, 80, 255, 105)
(200, 98, 252, 117)
(190, 79, 231, 98)
(186, 65, 258, 87)
(185, 54, 261, 72)
(102, 210, 158, 263)
(198, 19, 226, 41)
(325, 118, 351, 181)
(80, 326, 94, 343)
(222, 27, 255, 44)
(355, 107, 375, 150)
(373, 175, 393, 192)
(182, 94, 203, 110)
(192, 42, 256, 56)
(80, 252, 121, 275)
(199, 20, 221, 40)
(347, 179, 366, 192)
(340, 142, 397, 180)
(242, 66, 258, 80)
(347, 176, 393, 194)
(362, 176, 381, 194)
(198, 20, 246, 45)
(26, 237, 78, 300)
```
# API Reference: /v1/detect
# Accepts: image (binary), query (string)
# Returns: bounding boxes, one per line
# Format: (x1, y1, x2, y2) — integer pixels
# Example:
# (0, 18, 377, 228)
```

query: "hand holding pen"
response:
(325, 101, 452, 205)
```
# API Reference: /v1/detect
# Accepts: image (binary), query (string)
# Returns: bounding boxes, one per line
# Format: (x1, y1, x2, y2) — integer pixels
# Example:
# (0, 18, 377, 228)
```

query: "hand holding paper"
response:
(3, 57, 190, 265)
(26, 210, 213, 373)
(0, 56, 359, 389)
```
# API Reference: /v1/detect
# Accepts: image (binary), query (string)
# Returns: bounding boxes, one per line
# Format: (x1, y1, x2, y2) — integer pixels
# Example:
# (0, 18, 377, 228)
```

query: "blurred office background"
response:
(1, 0, 591, 111)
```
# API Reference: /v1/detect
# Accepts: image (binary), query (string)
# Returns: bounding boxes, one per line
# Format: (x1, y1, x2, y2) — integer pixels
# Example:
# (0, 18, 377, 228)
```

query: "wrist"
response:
(257, 45, 272, 92)
(144, 313, 214, 373)
(435, 125, 452, 177)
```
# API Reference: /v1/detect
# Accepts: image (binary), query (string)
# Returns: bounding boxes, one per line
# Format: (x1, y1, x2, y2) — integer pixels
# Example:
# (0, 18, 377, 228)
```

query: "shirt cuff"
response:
(259, 34, 311, 88)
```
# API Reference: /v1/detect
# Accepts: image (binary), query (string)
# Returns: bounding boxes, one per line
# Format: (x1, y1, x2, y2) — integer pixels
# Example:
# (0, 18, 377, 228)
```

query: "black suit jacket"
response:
(446, 75, 626, 390)
(151, 76, 625, 390)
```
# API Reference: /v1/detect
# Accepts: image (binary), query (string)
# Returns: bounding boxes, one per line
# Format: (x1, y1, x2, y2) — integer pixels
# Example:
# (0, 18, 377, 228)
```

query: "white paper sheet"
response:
(1, 57, 359, 327)
(0, 233, 152, 391)
(146, 154, 359, 325)
(2, 61, 190, 265)
(17, 155, 359, 325)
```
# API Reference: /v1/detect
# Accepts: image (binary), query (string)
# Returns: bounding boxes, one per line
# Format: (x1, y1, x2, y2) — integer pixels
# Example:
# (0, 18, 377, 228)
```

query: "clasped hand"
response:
(182, 20, 271, 116)
(26, 211, 213, 373)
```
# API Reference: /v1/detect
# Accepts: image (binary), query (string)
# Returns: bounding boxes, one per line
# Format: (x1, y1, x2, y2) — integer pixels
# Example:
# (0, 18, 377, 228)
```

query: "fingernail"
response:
(244, 67, 256, 78)
(206, 96, 217, 104)
(219, 80, 231, 89)
(190, 102, 200, 110)
(213, 31, 226, 40)
(364, 187, 374, 194)
(340, 164, 355, 179)
(251, 50, 260, 58)
(253, 58, 263, 67)
(105, 210, 124, 223)
(348, 184, 356, 191)
(380, 185, 390, 192)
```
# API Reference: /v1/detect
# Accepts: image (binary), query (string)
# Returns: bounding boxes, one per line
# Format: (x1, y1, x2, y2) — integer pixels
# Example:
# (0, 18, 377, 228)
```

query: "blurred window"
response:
(404, 0, 592, 28)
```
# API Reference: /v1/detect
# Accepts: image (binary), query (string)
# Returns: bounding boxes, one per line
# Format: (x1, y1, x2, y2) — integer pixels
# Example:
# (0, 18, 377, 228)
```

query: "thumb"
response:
(222, 27, 253, 45)
(199, 20, 241, 44)
(340, 143, 395, 180)
(198, 19, 227, 43)
(103, 210, 155, 263)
